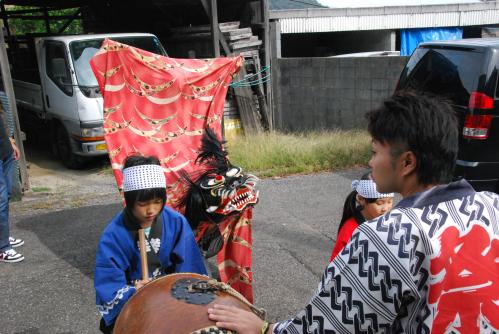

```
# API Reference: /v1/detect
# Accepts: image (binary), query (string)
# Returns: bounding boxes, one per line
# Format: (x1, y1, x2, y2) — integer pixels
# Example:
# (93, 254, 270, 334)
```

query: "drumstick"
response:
(138, 229, 149, 281)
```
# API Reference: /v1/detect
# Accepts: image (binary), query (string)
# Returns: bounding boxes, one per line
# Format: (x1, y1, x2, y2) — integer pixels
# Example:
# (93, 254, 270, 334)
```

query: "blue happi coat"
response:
(94, 206, 207, 326)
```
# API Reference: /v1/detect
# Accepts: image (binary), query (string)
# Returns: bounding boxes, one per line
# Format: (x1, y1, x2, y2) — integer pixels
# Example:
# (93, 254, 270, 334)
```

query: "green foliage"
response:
(8, 6, 83, 36)
(227, 130, 371, 177)
(269, 0, 325, 10)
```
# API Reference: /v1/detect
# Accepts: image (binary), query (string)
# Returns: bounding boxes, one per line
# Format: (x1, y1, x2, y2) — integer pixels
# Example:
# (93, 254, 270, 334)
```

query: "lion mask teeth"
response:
(206, 206, 218, 213)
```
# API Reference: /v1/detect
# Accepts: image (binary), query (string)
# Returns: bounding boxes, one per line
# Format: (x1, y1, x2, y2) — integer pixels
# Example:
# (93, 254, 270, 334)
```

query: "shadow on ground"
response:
(16, 203, 121, 278)
(22, 129, 110, 172)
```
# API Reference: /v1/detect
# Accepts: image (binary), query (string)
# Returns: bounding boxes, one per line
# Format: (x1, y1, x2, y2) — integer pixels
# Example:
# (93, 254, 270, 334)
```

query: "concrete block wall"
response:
(273, 56, 408, 131)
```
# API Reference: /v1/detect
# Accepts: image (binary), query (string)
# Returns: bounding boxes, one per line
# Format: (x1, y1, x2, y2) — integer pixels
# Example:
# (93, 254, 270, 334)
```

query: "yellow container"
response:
(224, 117, 244, 141)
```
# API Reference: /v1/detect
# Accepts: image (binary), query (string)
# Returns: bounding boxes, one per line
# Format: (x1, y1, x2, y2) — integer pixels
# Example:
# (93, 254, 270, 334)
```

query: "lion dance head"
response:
(179, 128, 259, 258)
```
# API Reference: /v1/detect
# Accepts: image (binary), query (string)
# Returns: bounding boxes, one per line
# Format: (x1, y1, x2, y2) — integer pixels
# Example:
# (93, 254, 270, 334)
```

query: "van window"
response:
(398, 47, 484, 107)
(45, 42, 73, 96)
(9, 42, 40, 83)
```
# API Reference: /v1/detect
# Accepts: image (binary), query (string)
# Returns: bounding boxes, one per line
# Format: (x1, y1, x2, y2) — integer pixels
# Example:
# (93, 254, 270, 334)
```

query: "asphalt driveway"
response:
(1, 169, 367, 334)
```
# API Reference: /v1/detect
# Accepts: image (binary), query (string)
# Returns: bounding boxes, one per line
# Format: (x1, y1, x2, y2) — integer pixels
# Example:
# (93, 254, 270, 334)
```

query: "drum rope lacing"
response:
(190, 278, 267, 320)
(190, 325, 236, 334)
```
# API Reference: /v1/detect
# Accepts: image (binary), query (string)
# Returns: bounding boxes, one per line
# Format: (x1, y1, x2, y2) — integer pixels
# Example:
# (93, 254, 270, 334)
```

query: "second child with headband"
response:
(94, 155, 207, 333)
(330, 172, 394, 261)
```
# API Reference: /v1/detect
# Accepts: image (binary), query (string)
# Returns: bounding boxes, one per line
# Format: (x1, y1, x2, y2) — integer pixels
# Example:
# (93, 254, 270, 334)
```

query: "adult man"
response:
(0, 105, 24, 263)
(208, 91, 499, 333)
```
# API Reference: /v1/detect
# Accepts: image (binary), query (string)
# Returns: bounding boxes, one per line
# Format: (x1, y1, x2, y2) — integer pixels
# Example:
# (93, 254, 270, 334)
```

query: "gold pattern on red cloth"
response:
(90, 39, 253, 301)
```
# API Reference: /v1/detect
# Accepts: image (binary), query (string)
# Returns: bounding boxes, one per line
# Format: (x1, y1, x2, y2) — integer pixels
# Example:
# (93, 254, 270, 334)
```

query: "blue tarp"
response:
(400, 27, 463, 56)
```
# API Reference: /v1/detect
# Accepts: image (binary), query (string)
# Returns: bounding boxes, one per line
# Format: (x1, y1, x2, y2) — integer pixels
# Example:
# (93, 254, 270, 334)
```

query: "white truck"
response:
(10, 33, 167, 168)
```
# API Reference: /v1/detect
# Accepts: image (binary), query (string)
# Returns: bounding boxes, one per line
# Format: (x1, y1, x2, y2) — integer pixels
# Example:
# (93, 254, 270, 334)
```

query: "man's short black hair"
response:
(123, 155, 167, 208)
(366, 91, 458, 185)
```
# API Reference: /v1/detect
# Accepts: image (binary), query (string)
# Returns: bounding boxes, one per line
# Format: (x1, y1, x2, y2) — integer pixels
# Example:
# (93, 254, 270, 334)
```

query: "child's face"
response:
(132, 197, 163, 228)
(360, 197, 394, 221)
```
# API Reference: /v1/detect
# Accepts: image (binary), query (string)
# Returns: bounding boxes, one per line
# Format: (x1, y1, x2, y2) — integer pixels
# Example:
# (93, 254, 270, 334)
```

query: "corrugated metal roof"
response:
(271, 2, 499, 33)
(317, 0, 483, 8)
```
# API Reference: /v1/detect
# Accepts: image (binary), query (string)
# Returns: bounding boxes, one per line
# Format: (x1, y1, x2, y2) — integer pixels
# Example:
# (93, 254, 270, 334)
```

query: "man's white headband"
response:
(122, 164, 166, 192)
(351, 179, 394, 199)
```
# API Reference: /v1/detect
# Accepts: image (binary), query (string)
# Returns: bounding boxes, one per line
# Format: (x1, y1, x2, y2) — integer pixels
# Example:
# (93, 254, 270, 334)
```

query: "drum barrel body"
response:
(114, 273, 250, 334)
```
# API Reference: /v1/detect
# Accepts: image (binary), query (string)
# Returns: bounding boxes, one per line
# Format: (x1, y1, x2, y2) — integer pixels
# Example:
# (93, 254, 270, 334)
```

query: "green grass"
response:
(32, 186, 51, 193)
(97, 130, 371, 178)
(226, 130, 371, 177)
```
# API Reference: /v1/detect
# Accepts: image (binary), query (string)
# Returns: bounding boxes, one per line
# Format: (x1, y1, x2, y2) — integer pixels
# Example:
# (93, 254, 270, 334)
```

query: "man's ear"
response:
(400, 151, 417, 176)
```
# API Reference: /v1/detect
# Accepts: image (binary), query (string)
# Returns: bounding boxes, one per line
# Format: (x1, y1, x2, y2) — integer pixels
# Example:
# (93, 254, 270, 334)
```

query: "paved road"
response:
(1, 169, 367, 334)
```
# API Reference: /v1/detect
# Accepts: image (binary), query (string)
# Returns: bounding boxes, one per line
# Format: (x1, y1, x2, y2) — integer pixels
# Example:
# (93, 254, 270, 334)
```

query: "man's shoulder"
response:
(364, 206, 418, 226)
(360, 190, 499, 243)
(477, 190, 499, 201)
(358, 207, 430, 252)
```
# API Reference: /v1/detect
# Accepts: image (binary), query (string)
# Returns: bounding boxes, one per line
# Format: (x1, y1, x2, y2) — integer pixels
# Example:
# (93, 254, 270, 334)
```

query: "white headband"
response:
(122, 164, 166, 192)
(351, 179, 394, 199)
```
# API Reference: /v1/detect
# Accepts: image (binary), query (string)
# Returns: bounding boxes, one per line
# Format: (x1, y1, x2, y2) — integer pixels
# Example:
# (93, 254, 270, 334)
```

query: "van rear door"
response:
(397, 46, 484, 107)
(397, 45, 499, 191)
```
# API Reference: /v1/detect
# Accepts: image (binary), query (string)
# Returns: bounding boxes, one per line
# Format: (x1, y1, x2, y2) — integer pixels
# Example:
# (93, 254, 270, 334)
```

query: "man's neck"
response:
(399, 178, 437, 198)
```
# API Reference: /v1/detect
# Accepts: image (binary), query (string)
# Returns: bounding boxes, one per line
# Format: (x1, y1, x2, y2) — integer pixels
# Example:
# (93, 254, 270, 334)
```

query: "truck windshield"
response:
(69, 36, 166, 87)
(397, 47, 483, 107)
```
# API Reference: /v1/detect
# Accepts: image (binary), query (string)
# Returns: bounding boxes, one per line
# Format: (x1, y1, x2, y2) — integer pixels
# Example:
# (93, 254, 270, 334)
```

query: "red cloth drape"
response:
(90, 39, 253, 301)
(90, 39, 242, 204)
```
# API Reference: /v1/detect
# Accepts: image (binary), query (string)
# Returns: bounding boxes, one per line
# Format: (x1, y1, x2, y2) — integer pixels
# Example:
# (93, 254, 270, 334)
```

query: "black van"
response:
(396, 38, 499, 193)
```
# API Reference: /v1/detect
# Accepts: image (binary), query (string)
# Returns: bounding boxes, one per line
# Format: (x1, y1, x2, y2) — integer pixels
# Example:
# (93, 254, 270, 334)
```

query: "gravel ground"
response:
(10, 144, 120, 218)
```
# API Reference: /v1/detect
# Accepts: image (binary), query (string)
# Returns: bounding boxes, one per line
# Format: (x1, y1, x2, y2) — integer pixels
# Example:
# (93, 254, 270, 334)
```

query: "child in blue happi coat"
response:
(94, 155, 207, 333)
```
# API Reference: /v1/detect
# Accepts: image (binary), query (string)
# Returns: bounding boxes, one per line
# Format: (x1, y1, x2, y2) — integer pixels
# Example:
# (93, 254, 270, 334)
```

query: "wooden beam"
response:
(269, 21, 281, 129)
(0, 25, 30, 194)
(43, 7, 51, 33)
(210, 0, 220, 57)
(261, 0, 272, 130)
(2, 14, 80, 20)
(0, 3, 12, 39)
(233, 67, 263, 135)
(0, 6, 64, 15)
(198, 0, 231, 56)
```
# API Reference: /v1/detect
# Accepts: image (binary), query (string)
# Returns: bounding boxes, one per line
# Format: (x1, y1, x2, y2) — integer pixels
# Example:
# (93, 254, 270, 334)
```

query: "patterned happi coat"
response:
(274, 180, 499, 334)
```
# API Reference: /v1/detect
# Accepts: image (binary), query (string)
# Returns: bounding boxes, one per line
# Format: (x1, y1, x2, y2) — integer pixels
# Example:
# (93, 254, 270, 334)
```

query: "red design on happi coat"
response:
(429, 224, 499, 333)
(90, 40, 254, 299)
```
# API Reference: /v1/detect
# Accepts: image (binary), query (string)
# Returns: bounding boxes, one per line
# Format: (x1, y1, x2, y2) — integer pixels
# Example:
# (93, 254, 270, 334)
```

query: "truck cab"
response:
(11, 33, 166, 168)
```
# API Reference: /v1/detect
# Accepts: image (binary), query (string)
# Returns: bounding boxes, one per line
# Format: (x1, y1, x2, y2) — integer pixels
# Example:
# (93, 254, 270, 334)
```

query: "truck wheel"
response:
(55, 125, 83, 169)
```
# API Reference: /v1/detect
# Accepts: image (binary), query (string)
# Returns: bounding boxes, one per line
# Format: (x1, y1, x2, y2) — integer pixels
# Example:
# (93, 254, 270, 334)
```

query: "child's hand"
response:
(134, 279, 150, 290)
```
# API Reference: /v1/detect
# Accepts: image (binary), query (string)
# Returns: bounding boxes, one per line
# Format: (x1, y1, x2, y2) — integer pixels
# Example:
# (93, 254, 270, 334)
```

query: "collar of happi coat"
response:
(395, 179, 475, 209)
